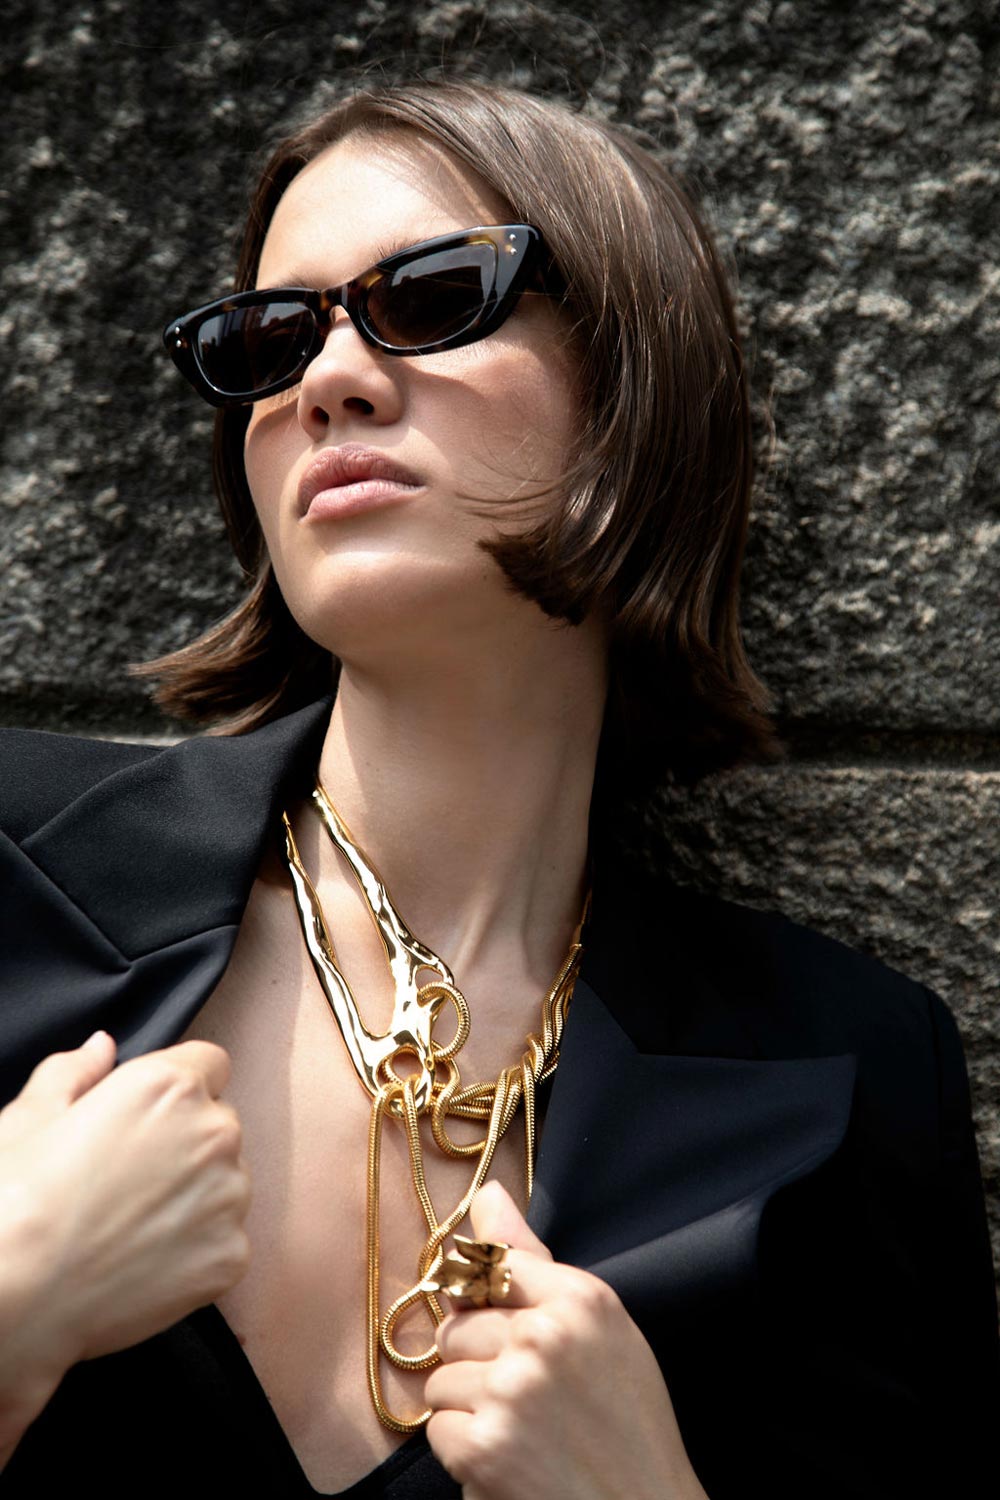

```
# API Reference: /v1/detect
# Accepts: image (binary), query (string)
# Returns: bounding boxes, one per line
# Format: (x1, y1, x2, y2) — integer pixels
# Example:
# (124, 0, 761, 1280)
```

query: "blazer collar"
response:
(543, 876, 857, 1298)
(528, 977, 856, 1335)
(23, 699, 332, 960)
(529, 978, 855, 1250)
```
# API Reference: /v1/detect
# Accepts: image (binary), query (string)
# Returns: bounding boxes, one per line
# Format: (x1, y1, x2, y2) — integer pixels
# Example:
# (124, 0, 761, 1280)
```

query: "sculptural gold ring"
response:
(422, 1236, 513, 1308)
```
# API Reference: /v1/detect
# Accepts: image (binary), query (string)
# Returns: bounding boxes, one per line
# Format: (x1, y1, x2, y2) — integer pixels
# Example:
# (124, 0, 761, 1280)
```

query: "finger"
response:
(425, 1407, 476, 1478)
(495, 1247, 600, 1310)
(156, 1040, 232, 1098)
(470, 1180, 553, 1261)
(436, 1306, 514, 1363)
(424, 1358, 488, 1414)
(20, 1030, 117, 1109)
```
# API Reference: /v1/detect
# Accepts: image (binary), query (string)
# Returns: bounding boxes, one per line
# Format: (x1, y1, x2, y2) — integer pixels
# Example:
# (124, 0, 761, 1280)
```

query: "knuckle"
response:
(233, 1168, 253, 1216)
(108, 1055, 156, 1104)
(212, 1229, 251, 1291)
(198, 1040, 232, 1088)
(231, 1229, 252, 1277)
(221, 1173, 252, 1226)
(434, 1308, 476, 1362)
(433, 1319, 454, 1362)
(0, 1095, 29, 1130)
(25, 1049, 72, 1090)
(425, 1412, 465, 1483)
(31, 1050, 67, 1078)
(512, 1306, 564, 1358)
(209, 1103, 243, 1155)
(485, 1347, 545, 1408)
(462, 1409, 510, 1489)
(568, 1268, 618, 1318)
(137, 1054, 201, 1104)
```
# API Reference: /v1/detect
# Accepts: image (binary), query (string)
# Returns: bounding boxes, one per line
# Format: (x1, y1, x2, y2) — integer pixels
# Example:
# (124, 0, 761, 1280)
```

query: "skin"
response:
(0, 1032, 250, 1470)
(428, 1183, 708, 1500)
(241, 128, 710, 1497)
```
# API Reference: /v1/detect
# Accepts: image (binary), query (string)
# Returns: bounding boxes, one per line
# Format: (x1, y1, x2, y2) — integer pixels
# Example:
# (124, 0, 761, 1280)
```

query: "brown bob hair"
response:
(140, 78, 776, 793)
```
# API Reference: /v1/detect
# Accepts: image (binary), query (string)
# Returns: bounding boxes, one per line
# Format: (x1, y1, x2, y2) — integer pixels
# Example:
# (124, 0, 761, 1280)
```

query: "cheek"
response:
(445, 340, 578, 497)
(501, 365, 578, 496)
(242, 404, 301, 538)
(503, 321, 579, 460)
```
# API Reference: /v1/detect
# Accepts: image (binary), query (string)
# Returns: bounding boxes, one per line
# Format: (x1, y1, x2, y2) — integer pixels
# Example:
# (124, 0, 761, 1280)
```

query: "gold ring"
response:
(422, 1235, 512, 1308)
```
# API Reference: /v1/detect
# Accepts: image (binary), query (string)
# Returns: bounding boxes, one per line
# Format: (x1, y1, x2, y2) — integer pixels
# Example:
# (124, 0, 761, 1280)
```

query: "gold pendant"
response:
(282, 785, 468, 1114)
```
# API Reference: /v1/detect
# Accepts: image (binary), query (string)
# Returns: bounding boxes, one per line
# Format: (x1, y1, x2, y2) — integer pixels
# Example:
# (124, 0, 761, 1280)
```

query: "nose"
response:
(295, 310, 404, 440)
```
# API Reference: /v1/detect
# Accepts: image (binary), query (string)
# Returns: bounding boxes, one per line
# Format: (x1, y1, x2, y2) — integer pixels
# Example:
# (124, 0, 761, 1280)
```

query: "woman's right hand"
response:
(0, 1031, 251, 1455)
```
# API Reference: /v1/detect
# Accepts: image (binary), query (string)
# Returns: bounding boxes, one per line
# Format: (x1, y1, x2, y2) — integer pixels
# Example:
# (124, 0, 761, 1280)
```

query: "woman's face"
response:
(243, 130, 579, 668)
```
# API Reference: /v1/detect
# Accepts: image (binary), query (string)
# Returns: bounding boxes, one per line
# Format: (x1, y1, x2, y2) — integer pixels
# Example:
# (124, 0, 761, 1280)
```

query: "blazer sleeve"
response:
(923, 989, 999, 1484)
(708, 971, 999, 1500)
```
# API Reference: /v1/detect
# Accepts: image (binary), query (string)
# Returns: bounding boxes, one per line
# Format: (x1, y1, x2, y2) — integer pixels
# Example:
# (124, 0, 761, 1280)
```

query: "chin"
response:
(278, 555, 504, 665)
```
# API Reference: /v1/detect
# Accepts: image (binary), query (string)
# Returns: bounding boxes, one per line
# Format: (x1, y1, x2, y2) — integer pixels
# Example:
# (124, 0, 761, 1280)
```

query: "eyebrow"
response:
(265, 237, 425, 293)
(257, 230, 471, 293)
(370, 237, 412, 263)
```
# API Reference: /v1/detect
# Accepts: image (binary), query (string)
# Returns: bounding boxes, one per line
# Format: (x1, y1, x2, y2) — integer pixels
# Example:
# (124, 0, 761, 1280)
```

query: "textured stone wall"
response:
(2, 0, 998, 1274)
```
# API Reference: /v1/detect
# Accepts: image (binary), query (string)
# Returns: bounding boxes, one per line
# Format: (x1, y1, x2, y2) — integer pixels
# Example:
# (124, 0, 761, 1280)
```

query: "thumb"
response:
(20, 1030, 117, 1111)
(469, 1180, 553, 1261)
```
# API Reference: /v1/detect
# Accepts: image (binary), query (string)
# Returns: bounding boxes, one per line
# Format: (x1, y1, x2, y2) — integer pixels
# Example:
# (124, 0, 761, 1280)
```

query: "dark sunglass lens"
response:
(195, 300, 316, 395)
(367, 244, 496, 348)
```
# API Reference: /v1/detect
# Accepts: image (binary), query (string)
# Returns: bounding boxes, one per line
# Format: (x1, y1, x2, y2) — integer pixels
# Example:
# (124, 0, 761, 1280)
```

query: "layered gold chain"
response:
(281, 784, 586, 1431)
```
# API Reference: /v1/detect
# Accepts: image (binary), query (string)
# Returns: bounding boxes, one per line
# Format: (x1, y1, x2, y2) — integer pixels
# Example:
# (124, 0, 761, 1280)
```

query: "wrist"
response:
(0, 1175, 81, 1410)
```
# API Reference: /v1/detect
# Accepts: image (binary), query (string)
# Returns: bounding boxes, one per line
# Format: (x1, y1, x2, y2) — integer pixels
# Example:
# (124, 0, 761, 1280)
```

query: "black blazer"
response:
(1, 700, 997, 1498)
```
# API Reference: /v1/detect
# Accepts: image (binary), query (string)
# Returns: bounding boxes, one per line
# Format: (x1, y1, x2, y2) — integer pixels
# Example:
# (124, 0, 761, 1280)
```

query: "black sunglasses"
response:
(163, 223, 544, 408)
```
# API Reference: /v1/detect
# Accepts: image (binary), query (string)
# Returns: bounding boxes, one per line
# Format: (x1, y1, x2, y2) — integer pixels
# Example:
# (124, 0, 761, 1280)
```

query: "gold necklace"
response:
(280, 782, 586, 1433)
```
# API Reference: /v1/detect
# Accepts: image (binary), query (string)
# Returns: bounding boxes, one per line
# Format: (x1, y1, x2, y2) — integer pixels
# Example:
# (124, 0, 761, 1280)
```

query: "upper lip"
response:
(298, 444, 423, 514)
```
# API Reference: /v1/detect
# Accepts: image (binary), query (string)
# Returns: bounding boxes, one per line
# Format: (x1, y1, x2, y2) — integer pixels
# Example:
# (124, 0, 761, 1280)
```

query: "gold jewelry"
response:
(422, 1235, 513, 1308)
(281, 783, 586, 1433)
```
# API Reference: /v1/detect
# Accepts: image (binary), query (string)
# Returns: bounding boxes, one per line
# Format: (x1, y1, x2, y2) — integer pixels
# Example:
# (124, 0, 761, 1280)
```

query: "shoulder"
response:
(585, 859, 1000, 1436)
(588, 860, 962, 1121)
(672, 877, 942, 1047)
(0, 727, 161, 843)
(0, 699, 332, 851)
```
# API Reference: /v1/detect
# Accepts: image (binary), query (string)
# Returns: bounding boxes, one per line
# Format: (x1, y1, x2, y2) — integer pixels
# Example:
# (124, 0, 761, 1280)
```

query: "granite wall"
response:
(1, 0, 998, 1275)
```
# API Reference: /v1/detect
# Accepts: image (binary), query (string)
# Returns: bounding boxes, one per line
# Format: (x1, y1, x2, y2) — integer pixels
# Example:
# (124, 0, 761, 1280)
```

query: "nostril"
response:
(344, 397, 375, 416)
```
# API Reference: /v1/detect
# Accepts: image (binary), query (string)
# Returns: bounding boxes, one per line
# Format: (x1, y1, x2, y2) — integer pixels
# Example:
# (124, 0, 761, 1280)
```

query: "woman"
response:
(0, 79, 995, 1498)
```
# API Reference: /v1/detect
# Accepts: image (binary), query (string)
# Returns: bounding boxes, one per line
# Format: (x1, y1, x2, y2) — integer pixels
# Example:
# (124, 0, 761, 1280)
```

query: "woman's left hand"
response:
(424, 1181, 709, 1500)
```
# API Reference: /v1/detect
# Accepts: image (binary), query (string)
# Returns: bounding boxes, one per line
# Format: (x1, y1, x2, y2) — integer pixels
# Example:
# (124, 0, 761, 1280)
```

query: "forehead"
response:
(256, 131, 513, 288)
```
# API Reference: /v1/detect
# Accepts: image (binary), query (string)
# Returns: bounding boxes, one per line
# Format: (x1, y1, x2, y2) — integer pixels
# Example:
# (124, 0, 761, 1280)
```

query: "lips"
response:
(297, 444, 423, 517)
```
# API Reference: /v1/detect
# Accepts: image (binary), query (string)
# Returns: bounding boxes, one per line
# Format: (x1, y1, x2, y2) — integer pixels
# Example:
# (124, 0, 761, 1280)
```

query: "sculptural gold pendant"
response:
(281, 783, 587, 1432)
(282, 785, 470, 1114)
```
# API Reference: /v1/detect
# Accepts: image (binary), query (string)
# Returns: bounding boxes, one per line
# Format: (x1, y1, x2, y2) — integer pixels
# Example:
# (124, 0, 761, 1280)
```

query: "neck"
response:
(311, 617, 606, 986)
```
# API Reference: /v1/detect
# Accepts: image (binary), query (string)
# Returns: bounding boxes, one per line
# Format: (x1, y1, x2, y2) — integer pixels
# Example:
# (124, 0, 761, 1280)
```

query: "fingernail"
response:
(82, 1029, 111, 1052)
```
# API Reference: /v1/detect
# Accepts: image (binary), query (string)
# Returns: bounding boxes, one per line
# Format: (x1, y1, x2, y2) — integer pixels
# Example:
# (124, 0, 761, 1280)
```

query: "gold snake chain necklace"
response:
(280, 782, 587, 1433)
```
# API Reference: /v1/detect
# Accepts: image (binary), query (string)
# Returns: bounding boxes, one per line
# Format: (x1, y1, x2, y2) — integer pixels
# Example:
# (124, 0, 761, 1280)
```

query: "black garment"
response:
(8, 1305, 459, 1497)
(1, 700, 997, 1498)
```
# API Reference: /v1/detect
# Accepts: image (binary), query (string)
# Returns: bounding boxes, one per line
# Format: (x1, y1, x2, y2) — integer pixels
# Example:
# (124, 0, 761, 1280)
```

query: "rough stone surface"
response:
(2, 0, 998, 732)
(1, 0, 998, 1281)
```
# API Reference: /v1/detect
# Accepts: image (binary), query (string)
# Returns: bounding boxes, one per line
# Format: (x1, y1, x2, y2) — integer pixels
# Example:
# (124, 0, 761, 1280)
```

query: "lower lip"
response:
(303, 479, 423, 521)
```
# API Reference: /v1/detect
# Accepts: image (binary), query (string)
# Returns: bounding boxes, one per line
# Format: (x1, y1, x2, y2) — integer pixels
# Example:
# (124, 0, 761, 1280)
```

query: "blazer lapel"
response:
(0, 700, 332, 1099)
(529, 977, 857, 1332)
(20, 699, 332, 962)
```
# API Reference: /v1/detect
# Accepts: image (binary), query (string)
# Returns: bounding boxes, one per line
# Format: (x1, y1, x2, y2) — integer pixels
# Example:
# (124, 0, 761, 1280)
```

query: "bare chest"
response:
(180, 873, 530, 1492)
